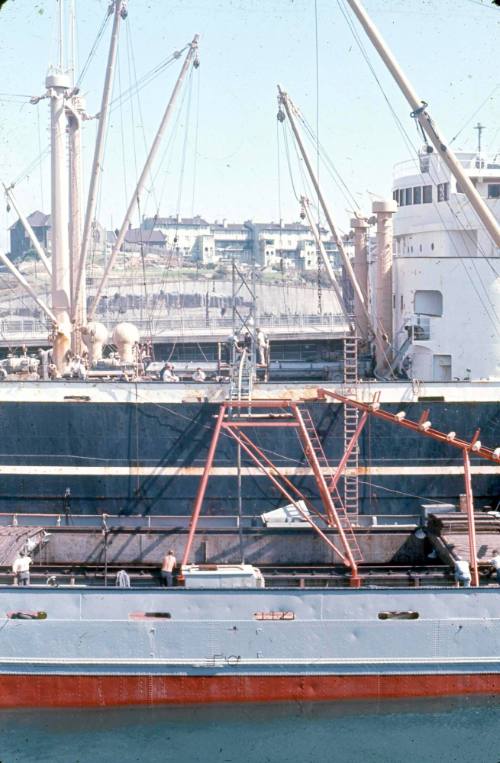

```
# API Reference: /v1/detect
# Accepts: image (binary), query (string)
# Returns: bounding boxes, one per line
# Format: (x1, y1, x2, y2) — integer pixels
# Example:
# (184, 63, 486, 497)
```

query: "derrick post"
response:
(463, 450, 479, 587)
(181, 404, 225, 567)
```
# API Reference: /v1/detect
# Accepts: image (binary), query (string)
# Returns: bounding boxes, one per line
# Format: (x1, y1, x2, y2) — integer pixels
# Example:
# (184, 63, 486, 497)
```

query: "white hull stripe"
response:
(0, 465, 497, 477)
(1, 656, 500, 667)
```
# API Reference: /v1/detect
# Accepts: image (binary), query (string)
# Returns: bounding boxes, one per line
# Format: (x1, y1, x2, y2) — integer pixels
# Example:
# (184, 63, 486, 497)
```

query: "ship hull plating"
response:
(1, 587, 499, 708)
(1, 673, 500, 708)
(0, 382, 498, 516)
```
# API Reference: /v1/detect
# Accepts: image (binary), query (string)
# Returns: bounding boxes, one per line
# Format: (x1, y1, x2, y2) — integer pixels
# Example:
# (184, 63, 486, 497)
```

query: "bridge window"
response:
(422, 185, 433, 203)
(414, 290, 443, 316)
(488, 184, 500, 199)
(413, 187, 422, 204)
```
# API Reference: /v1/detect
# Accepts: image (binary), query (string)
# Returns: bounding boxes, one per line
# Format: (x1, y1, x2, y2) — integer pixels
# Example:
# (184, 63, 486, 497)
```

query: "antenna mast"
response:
(474, 122, 485, 156)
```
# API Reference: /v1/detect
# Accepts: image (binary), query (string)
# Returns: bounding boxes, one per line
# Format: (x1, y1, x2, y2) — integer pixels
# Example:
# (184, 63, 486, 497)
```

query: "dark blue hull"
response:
(0, 391, 498, 516)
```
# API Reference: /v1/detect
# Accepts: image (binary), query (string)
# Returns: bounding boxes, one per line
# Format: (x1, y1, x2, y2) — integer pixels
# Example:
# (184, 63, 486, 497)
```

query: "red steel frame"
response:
(320, 388, 500, 587)
(181, 400, 366, 583)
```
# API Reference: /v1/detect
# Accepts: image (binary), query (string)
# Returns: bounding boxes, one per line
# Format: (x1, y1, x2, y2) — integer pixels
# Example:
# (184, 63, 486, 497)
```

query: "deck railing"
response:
(0, 312, 348, 342)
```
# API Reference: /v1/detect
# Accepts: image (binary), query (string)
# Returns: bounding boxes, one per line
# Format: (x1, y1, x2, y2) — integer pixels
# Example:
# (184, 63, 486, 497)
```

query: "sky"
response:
(0, 0, 498, 251)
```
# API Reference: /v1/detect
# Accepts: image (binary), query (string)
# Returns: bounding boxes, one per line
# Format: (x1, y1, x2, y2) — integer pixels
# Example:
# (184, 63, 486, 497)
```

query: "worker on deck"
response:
(12, 551, 32, 586)
(115, 569, 131, 588)
(454, 558, 472, 588)
(192, 367, 206, 382)
(490, 552, 500, 584)
(161, 549, 177, 587)
(240, 328, 252, 352)
(256, 328, 269, 366)
(161, 364, 179, 383)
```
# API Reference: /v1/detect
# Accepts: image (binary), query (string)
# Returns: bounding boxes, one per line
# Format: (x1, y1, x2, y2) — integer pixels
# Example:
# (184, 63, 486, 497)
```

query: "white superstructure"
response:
(391, 150, 500, 382)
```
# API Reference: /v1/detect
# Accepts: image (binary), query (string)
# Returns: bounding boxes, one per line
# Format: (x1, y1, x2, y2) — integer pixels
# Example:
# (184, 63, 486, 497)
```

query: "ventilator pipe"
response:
(373, 199, 397, 375)
(81, 321, 108, 365)
(350, 215, 370, 341)
(112, 322, 139, 364)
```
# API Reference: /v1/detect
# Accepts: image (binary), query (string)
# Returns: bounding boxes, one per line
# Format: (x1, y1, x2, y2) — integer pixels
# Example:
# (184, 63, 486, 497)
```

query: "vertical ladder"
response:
(299, 407, 363, 563)
(343, 336, 359, 521)
(229, 347, 252, 404)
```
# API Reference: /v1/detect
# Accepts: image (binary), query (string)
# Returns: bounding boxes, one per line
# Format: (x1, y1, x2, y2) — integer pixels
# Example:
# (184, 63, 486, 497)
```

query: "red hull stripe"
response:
(1, 674, 500, 708)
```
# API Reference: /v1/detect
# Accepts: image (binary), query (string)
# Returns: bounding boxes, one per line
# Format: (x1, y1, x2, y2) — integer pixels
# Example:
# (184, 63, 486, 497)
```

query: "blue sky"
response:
(0, 0, 498, 249)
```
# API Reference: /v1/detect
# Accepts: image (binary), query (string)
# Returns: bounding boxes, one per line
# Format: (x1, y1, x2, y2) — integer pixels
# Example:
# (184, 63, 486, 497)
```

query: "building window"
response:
(413, 187, 422, 204)
(437, 182, 449, 202)
(405, 188, 412, 205)
(414, 289, 443, 316)
(487, 184, 500, 199)
(422, 186, 432, 203)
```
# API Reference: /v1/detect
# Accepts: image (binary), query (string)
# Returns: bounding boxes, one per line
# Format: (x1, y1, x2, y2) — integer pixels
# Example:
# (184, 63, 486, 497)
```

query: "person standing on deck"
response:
(12, 551, 32, 586)
(256, 328, 269, 366)
(161, 550, 177, 587)
(454, 558, 471, 588)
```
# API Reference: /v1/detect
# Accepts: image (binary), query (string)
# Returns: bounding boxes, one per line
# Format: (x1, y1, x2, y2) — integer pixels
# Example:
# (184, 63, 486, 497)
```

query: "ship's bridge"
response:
(388, 151, 500, 383)
(390, 151, 500, 257)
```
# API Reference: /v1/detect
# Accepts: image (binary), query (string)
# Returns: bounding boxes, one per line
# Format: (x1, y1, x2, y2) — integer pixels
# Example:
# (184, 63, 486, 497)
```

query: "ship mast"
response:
(277, 87, 370, 329)
(46, 0, 72, 371)
(345, 0, 500, 250)
(88, 35, 200, 322)
(72, 0, 126, 333)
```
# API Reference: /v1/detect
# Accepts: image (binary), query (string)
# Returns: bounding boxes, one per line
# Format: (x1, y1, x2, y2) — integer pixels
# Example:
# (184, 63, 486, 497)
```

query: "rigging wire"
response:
(107, 47, 189, 115)
(450, 81, 500, 146)
(124, 21, 140, 224)
(337, 0, 500, 335)
(281, 122, 301, 203)
(176, 69, 194, 217)
(314, 0, 321, 220)
(337, 0, 417, 160)
(297, 112, 361, 212)
(143, 76, 195, 331)
(36, 103, 45, 211)
(117, 40, 129, 210)
(75, 6, 111, 89)
(190, 63, 201, 217)
(12, 145, 51, 188)
(276, 120, 283, 228)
